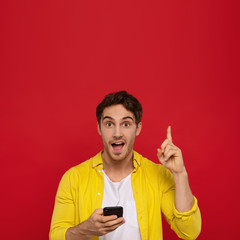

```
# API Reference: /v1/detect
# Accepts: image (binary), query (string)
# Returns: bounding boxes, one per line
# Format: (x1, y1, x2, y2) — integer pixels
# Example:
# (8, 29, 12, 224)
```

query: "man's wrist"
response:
(172, 167, 188, 182)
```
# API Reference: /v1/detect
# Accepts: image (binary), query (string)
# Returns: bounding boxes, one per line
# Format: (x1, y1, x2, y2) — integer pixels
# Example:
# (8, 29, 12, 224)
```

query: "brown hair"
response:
(96, 91, 142, 125)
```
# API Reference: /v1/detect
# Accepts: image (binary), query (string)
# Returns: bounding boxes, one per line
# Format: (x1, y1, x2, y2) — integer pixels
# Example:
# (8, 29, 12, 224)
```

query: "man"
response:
(50, 91, 201, 240)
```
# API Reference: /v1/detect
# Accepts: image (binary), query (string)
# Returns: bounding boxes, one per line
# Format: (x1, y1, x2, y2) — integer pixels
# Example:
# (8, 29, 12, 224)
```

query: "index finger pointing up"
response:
(167, 126, 172, 142)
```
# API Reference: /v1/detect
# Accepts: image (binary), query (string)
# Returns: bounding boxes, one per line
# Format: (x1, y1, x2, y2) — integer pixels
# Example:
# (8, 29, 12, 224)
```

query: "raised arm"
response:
(157, 126, 194, 212)
(157, 126, 201, 239)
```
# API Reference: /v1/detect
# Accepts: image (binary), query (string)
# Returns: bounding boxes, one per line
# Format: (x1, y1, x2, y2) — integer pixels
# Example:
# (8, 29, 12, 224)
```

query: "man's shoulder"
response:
(64, 152, 102, 177)
(134, 151, 166, 171)
(134, 151, 173, 185)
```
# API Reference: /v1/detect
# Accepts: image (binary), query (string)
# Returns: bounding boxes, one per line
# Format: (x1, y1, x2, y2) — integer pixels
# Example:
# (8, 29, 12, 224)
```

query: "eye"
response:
(106, 122, 112, 127)
(123, 122, 130, 127)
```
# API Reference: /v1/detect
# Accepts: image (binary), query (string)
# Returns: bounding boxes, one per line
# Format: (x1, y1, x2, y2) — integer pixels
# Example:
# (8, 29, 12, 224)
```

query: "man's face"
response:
(97, 104, 142, 162)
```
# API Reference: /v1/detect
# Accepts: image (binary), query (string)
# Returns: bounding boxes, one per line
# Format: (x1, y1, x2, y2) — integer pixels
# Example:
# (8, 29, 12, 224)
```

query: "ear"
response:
(136, 122, 142, 136)
(97, 122, 102, 136)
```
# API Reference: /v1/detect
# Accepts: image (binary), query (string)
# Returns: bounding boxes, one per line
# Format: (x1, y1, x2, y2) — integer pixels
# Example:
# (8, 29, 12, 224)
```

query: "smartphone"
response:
(103, 206, 123, 218)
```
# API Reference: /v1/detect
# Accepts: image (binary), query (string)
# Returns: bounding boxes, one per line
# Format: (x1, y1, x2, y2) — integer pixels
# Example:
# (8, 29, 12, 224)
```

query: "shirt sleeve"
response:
(49, 169, 76, 240)
(161, 168, 202, 240)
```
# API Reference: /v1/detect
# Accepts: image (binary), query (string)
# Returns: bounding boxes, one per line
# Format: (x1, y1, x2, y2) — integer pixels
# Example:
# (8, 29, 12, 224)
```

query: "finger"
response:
(101, 221, 125, 235)
(163, 148, 178, 161)
(95, 208, 104, 215)
(162, 144, 171, 160)
(104, 217, 125, 227)
(103, 218, 125, 233)
(98, 218, 125, 236)
(92, 209, 104, 222)
(94, 209, 117, 223)
(158, 145, 176, 163)
(100, 215, 118, 223)
(164, 144, 178, 156)
(167, 126, 172, 142)
(161, 139, 175, 153)
(157, 148, 164, 158)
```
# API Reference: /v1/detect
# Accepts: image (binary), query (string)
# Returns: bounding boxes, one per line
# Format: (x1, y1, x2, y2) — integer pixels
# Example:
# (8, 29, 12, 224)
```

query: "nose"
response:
(113, 125, 123, 138)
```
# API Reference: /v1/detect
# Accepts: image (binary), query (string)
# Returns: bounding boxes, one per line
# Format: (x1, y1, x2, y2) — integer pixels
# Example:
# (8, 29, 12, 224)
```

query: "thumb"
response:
(157, 148, 164, 161)
(95, 208, 103, 215)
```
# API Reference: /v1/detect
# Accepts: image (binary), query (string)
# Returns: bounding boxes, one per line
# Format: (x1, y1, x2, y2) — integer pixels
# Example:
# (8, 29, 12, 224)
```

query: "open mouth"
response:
(111, 142, 125, 154)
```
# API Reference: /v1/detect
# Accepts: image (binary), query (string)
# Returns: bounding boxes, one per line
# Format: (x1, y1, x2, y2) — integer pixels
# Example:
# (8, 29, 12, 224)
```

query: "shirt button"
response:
(98, 193, 101, 196)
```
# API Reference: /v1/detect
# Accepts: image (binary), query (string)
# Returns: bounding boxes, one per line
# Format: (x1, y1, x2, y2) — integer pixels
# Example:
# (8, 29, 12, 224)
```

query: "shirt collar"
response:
(92, 151, 103, 168)
(92, 151, 141, 170)
(133, 151, 141, 172)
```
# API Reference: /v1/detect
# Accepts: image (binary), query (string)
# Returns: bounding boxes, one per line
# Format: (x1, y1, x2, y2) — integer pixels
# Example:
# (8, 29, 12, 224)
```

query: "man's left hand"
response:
(157, 126, 186, 175)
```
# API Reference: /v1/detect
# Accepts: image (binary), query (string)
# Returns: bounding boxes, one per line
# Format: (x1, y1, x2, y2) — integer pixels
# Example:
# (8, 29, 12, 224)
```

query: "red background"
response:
(1, 0, 239, 239)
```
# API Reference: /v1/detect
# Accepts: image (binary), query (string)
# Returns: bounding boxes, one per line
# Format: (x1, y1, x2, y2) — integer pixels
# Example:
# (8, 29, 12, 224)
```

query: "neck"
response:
(101, 151, 134, 182)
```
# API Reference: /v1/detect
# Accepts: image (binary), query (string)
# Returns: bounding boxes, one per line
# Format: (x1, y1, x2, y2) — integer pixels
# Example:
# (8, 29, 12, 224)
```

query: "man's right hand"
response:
(66, 208, 125, 240)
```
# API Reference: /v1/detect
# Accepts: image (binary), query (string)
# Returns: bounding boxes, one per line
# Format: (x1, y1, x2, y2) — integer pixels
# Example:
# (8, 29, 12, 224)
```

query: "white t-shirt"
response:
(100, 170, 142, 240)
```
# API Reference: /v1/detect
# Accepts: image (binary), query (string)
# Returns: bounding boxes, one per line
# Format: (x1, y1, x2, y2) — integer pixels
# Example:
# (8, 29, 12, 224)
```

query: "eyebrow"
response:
(102, 116, 134, 122)
(122, 116, 134, 121)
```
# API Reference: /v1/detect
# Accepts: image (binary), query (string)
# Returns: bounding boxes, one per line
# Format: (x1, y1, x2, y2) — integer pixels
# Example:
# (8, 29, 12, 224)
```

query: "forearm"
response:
(66, 220, 93, 240)
(161, 167, 201, 239)
(173, 168, 194, 212)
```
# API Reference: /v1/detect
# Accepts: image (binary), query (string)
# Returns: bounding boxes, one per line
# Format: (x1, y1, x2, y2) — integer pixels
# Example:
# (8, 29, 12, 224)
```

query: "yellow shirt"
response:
(50, 151, 201, 240)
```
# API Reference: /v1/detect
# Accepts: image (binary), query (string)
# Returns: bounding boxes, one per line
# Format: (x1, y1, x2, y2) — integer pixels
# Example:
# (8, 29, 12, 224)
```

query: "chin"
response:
(111, 153, 125, 161)
(112, 150, 132, 162)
